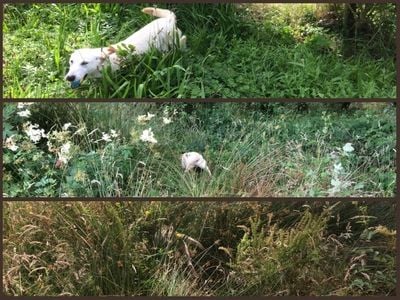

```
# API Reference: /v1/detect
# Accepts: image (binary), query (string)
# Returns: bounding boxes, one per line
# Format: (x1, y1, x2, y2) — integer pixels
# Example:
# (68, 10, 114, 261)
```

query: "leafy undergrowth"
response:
(3, 103, 395, 197)
(3, 201, 396, 296)
(3, 3, 396, 98)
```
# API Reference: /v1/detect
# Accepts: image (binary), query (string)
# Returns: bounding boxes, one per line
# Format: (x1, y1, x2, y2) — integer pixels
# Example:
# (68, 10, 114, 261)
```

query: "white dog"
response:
(65, 7, 186, 88)
(181, 152, 211, 176)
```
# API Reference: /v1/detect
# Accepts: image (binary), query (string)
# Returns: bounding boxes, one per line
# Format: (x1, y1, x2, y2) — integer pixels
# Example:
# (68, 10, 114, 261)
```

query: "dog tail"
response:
(142, 7, 175, 20)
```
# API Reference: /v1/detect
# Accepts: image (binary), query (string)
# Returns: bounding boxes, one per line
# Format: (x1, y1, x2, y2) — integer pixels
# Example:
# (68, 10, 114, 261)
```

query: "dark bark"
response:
(343, 3, 358, 57)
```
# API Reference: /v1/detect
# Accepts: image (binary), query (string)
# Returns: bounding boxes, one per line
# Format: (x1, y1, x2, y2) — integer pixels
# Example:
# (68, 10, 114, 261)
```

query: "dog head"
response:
(65, 48, 105, 88)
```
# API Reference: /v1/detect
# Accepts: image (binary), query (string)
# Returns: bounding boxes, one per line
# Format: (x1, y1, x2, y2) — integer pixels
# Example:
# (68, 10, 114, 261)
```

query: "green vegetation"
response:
(3, 201, 396, 296)
(3, 3, 396, 98)
(3, 103, 395, 197)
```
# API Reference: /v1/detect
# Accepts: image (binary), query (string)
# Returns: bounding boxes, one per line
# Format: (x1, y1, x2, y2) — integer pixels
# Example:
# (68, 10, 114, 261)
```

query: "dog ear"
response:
(107, 46, 117, 54)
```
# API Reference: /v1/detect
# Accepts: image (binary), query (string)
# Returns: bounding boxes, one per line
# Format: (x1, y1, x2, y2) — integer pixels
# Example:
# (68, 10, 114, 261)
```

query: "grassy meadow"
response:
(3, 102, 396, 197)
(3, 201, 396, 296)
(3, 3, 396, 98)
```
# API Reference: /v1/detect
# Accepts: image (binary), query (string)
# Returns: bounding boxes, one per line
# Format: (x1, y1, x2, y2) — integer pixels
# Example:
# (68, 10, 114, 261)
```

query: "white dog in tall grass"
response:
(181, 152, 212, 176)
(65, 7, 186, 88)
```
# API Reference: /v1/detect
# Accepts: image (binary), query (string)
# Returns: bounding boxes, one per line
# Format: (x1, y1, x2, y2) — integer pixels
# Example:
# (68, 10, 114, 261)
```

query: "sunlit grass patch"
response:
(3, 3, 396, 98)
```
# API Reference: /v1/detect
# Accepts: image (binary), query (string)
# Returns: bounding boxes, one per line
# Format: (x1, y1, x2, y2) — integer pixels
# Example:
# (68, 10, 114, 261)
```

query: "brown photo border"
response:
(1, 0, 399, 299)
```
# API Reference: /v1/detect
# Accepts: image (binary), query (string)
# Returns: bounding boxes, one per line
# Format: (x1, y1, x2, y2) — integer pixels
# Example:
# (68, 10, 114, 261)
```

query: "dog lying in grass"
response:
(65, 7, 186, 88)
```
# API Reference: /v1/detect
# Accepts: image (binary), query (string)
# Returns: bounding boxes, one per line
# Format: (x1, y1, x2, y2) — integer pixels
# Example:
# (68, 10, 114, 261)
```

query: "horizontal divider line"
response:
(2, 98, 396, 103)
(2, 197, 397, 202)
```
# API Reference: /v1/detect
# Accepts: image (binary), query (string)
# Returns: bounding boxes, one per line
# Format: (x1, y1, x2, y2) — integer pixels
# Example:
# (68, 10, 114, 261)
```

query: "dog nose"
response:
(66, 75, 76, 82)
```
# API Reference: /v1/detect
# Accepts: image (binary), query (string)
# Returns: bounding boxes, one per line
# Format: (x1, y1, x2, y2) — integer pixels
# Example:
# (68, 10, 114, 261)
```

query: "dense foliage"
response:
(3, 103, 395, 197)
(3, 3, 395, 98)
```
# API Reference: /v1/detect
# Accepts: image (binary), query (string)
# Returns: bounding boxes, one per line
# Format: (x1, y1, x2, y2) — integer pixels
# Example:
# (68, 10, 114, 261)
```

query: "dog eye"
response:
(70, 60, 73, 64)
(81, 61, 88, 66)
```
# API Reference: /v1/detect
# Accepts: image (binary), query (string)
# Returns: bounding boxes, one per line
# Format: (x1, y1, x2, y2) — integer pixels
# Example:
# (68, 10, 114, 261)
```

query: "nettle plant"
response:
(3, 103, 175, 197)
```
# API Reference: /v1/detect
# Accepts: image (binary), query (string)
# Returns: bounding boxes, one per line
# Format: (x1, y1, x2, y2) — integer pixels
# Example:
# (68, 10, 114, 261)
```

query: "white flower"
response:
(329, 177, 352, 194)
(17, 102, 34, 109)
(137, 112, 156, 123)
(146, 112, 155, 119)
(137, 115, 146, 123)
(47, 141, 56, 152)
(110, 129, 119, 138)
(17, 110, 31, 118)
(7, 144, 19, 152)
(329, 160, 352, 196)
(330, 178, 341, 189)
(333, 163, 343, 173)
(343, 143, 354, 153)
(62, 123, 72, 131)
(140, 128, 158, 144)
(4, 136, 19, 152)
(101, 132, 112, 142)
(181, 152, 211, 176)
(24, 122, 46, 144)
(60, 142, 71, 154)
(163, 117, 172, 125)
(58, 142, 72, 164)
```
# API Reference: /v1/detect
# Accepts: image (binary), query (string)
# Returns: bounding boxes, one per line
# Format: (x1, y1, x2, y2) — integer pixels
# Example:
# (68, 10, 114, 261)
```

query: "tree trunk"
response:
(343, 3, 358, 57)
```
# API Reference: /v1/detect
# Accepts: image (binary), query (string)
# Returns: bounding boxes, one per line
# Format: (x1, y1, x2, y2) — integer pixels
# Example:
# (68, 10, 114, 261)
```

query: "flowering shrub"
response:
(3, 103, 175, 197)
(3, 104, 58, 196)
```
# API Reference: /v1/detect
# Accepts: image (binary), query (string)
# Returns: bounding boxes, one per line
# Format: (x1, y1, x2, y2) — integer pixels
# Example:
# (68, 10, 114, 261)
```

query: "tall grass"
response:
(3, 103, 396, 197)
(3, 201, 396, 295)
